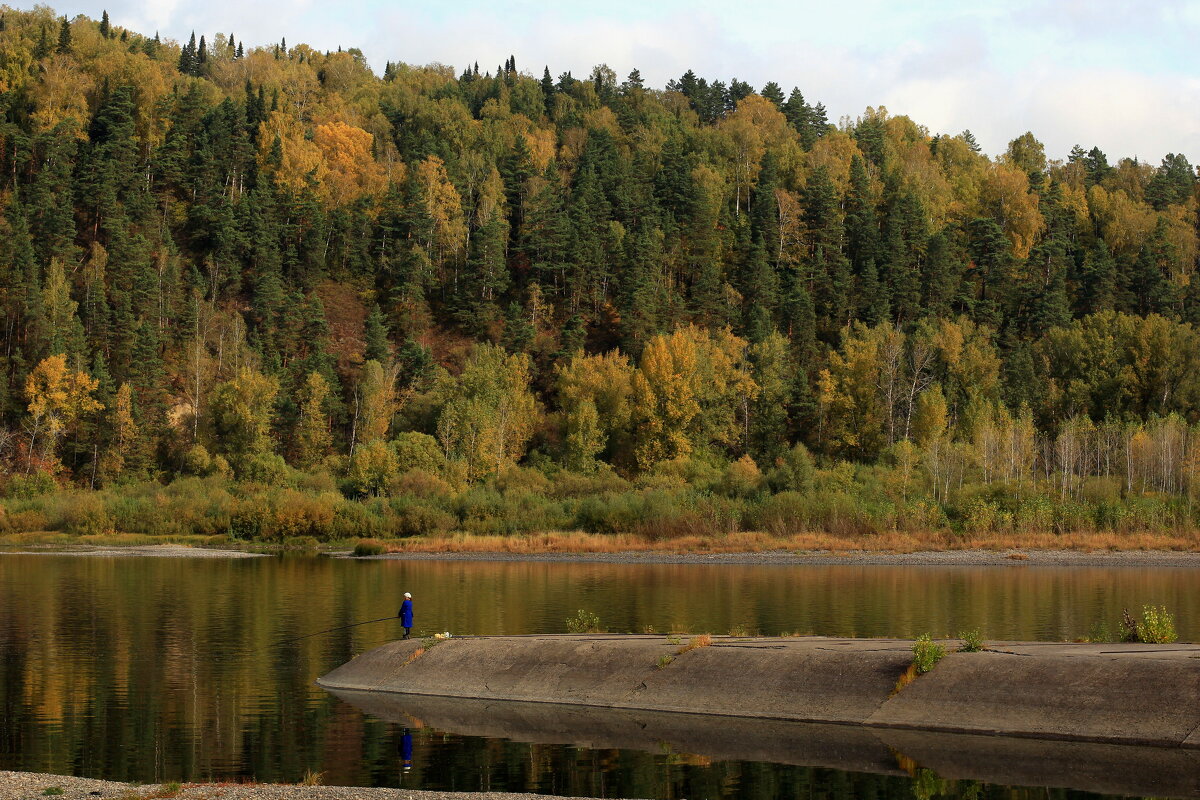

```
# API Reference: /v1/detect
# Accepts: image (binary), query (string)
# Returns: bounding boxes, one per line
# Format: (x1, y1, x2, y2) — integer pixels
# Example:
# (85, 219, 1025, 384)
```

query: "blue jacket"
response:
(399, 599, 413, 627)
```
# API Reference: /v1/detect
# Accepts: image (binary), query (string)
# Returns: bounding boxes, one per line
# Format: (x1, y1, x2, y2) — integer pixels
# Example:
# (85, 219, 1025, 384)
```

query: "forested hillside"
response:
(2, 7, 1200, 545)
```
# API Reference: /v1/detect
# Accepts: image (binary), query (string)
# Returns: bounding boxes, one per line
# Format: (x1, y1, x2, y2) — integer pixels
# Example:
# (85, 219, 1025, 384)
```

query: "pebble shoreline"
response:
(0, 772, 626, 800)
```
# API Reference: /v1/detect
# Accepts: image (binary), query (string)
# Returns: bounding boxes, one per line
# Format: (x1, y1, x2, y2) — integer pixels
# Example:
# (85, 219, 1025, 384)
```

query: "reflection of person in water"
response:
(400, 727, 413, 773)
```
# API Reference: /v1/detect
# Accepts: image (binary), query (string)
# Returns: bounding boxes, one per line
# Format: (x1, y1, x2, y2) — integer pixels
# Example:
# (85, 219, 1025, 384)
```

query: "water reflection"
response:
(1, 553, 1197, 798)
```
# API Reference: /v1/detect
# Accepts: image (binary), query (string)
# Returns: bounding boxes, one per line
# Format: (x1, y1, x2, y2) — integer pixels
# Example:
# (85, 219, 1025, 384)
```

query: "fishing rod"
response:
(277, 615, 397, 646)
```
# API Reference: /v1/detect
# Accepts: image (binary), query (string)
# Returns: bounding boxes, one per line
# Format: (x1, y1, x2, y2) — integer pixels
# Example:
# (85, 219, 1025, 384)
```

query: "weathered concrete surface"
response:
(868, 648, 1200, 746)
(319, 635, 914, 725)
(318, 635, 1200, 750)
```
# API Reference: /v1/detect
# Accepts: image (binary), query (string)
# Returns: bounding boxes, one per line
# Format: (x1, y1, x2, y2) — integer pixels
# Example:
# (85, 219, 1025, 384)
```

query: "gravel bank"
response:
(0, 773, 629, 800)
(354, 548, 1200, 567)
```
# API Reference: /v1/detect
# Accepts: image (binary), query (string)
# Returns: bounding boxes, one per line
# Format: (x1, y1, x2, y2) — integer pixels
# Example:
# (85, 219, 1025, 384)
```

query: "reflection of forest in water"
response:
(1, 554, 1195, 798)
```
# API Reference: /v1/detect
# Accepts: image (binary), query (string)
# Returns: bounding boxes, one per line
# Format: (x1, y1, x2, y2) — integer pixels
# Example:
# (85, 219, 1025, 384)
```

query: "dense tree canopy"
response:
(1, 7, 1199, 521)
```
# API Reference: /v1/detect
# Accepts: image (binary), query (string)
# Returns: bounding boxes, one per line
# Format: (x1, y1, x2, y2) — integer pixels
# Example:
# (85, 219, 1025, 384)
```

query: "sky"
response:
(47, 0, 1200, 164)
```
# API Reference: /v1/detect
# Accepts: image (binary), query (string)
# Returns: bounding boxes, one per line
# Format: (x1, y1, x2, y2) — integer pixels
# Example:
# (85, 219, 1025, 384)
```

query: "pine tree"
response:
(364, 305, 391, 363)
(760, 81, 785, 108)
(33, 25, 51, 59)
(802, 166, 852, 337)
(99, 10, 110, 38)
(56, 16, 72, 54)
(179, 32, 197, 75)
(541, 67, 555, 116)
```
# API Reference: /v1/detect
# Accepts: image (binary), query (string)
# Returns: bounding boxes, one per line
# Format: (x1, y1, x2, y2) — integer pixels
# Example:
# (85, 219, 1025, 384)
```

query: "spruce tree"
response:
(364, 305, 391, 363)
(56, 16, 72, 54)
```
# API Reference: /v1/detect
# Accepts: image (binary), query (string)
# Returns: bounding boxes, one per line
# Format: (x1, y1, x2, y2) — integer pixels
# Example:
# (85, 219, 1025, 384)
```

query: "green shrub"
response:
(3, 471, 57, 499)
(391, 432, 447, 475)
(912, 634, 946, 674)
(389, 498, 456, 537)
(566, 609, 601, 633)
(41, 787, 63, 796)
(352, 538, 387, 556)
(766, 443, 814, 493)
(60, 492, 114, 536)
(957, 629, 984, 652)
(239, 452, 292, 486)
(1136, 605, 1177, 644)
(389, 468, 454, 500)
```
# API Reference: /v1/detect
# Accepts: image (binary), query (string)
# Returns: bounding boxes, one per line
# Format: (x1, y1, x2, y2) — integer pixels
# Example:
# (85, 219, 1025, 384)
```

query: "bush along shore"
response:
(4, 452, 1200, 553)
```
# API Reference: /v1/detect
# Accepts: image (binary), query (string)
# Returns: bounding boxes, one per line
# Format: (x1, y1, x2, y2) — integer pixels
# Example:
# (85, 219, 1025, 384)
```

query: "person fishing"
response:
(398, 592, 414, 639)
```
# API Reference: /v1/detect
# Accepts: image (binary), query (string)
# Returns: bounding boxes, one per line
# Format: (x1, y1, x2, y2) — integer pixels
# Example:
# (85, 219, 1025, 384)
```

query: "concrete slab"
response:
(319, 635, 1200, 750)
(867, 650, 1200, 747)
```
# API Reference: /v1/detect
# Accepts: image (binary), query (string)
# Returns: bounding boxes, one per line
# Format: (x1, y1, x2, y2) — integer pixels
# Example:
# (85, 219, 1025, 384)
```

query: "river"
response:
(1, 553, 1196, 799)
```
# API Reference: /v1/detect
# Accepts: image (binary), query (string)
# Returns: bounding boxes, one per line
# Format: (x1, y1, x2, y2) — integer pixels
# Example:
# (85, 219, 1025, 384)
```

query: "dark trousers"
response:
(403, 627, 412, 639)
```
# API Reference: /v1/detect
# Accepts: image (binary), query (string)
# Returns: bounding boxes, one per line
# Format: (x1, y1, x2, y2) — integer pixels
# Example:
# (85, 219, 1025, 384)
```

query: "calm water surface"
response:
(1, 553, 1197, 799)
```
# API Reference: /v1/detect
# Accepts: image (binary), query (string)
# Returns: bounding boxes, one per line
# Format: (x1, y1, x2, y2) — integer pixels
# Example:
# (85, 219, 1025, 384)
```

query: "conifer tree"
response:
(56, 16, 72, 54)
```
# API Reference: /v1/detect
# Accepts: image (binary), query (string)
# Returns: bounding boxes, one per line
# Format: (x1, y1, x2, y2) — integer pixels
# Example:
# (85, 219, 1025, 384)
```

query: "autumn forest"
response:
(2, 7, 1200, 548)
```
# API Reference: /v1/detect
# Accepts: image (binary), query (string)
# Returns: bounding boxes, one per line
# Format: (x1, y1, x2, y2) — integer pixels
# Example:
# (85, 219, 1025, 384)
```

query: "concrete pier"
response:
(319, 635, 1200, 749)
(319, 635, 1200, 796)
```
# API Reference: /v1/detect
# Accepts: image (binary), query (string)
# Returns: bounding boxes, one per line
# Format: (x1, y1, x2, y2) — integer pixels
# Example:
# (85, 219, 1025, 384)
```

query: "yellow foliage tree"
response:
(313, 120, 386, 205)
(977, 162, 1044, 259)
(556, 350, 635, 470)
(25, 354, 102, 470)
(414, 154, 467, 276)
(631, 326, 757, 469)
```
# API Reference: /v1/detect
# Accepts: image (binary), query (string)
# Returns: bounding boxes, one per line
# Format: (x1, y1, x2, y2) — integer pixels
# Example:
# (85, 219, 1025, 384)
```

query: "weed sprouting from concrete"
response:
(957, 629, 984, 652)
(300, 770, 324, 786)
(912, 634, 946, 674)
(666, 635, 682, 646)
(1119, 608, 1140, 642)
(566, 609, 602, 633)
(656, 654, 675, 669)
(891, 663, 919, 695)
(1136, 605, 1177, 643)
(42, 789, 63, 797)
(402, 647, 427, 667)
(676, 633, 712, 655)
(728, 625, 750, 637)
(1117, 605, 1177, 644)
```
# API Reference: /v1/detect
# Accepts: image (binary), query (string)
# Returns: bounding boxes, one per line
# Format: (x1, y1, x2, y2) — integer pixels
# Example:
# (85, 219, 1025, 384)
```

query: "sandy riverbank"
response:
(0, 772, 624, 800)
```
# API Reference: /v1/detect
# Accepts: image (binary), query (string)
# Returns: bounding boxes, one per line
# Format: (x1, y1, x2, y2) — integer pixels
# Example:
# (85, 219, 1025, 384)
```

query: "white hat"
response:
(404, 592, 412, 598)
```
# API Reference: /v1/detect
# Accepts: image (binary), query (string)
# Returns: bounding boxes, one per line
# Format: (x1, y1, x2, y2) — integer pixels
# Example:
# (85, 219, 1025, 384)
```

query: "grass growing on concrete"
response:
(957, 629, 985, 652)
(912, 634, 947, 673)
(1139, 605, 1178, 643)
(400, 647, 426, 667)
(676, 633, 712, 654)
(892, 663, 919, 695)
(566, 609, 602, 633)
(893, 635, 948, 695)
(656, 654, 675, 669)
(1122, 605, 1178, 643)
